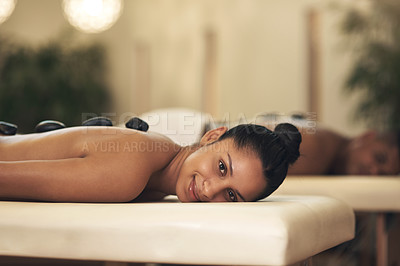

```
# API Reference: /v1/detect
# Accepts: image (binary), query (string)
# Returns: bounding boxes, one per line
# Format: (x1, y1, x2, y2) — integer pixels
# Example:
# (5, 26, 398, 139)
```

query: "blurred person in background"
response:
(250, 113, 400, 176)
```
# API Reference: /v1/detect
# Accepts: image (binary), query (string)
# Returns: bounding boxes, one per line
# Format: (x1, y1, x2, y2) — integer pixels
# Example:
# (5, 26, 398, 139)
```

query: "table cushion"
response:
(0, 195, 354, 265)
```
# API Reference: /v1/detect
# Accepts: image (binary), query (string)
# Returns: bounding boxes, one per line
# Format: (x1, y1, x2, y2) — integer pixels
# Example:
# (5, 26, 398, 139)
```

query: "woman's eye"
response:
(227, 189, 237, 202)
(218, 160, 226, 175)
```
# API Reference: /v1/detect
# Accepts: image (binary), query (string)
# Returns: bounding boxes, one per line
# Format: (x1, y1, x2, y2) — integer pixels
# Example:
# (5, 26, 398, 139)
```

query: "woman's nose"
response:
(202, 177, 227, 202)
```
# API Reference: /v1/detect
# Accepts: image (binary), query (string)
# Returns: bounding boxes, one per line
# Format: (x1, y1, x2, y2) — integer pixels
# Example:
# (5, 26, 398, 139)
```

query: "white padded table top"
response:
(0, 195, 354, 265)
(275, 176, 400, 212)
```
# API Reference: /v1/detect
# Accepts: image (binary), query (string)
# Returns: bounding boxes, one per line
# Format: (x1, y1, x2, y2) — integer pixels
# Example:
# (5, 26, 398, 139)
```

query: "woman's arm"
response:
(0, 155, 149, 202)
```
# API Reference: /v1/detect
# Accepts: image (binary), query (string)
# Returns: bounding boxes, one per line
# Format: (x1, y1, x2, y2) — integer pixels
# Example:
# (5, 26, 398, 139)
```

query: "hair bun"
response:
(274, 123, 302, 165)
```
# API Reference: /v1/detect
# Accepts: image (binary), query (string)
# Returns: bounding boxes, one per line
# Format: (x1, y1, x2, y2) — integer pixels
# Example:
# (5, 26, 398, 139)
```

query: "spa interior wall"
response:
(0, 0, 366, 136)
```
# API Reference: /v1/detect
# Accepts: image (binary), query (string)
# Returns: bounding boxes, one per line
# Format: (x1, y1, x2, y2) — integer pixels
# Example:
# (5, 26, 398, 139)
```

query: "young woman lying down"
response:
(0, 123, 301, 203)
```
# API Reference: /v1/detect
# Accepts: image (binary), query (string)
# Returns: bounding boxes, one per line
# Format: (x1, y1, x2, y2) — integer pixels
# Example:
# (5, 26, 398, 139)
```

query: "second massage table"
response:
(275, 176, 400, 266)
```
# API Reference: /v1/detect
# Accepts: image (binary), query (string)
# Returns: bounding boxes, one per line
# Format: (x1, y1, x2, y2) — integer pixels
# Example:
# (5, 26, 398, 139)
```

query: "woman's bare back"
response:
(0, 127, 180, 202)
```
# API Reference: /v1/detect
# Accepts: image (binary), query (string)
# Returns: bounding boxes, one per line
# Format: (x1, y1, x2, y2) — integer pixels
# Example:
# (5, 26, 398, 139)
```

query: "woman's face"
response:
(176, 138, 267, 202)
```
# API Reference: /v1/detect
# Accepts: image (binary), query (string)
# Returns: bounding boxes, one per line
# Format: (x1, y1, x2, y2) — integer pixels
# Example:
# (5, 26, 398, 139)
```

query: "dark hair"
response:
(217, 123, 302, 200)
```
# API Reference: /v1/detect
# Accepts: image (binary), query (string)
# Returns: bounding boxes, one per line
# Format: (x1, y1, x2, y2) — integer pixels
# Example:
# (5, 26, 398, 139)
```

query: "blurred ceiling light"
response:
(0, 0, 16, 24)
(62, 0, 123, 33)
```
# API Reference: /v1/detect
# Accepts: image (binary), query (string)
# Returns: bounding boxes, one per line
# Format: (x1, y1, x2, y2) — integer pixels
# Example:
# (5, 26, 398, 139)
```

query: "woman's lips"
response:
(189, 177, 201, 202)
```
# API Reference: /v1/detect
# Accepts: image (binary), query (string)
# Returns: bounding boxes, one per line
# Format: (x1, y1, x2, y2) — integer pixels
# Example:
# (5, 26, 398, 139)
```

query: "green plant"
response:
(341, 0, 400, 131)
(0, 33, 111, 133)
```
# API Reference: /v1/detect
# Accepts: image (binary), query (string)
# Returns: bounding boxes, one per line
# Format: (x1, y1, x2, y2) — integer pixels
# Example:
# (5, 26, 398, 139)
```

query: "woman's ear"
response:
(200, 126, 228, 145)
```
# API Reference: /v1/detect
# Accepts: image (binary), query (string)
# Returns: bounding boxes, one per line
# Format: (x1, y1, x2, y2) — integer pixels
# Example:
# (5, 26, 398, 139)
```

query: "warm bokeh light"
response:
(0, 0, 16, 24)
(62, 0, 123, 33)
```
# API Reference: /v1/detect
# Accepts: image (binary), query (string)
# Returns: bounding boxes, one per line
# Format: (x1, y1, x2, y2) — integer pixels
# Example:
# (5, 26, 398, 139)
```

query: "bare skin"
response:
(288, 128, 348, 175)
(0, 126, 267, 203)
(0, 127, 180, 202)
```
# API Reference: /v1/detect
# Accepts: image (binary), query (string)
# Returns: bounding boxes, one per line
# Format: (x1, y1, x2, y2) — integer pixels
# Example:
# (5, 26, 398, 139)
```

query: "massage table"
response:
(0, 195, 354, 266)
(275, 176, 400, 266)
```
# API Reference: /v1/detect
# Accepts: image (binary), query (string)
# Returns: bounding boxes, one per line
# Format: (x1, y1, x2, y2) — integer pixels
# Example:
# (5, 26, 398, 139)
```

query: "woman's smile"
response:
(189, 176, 201, 202)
